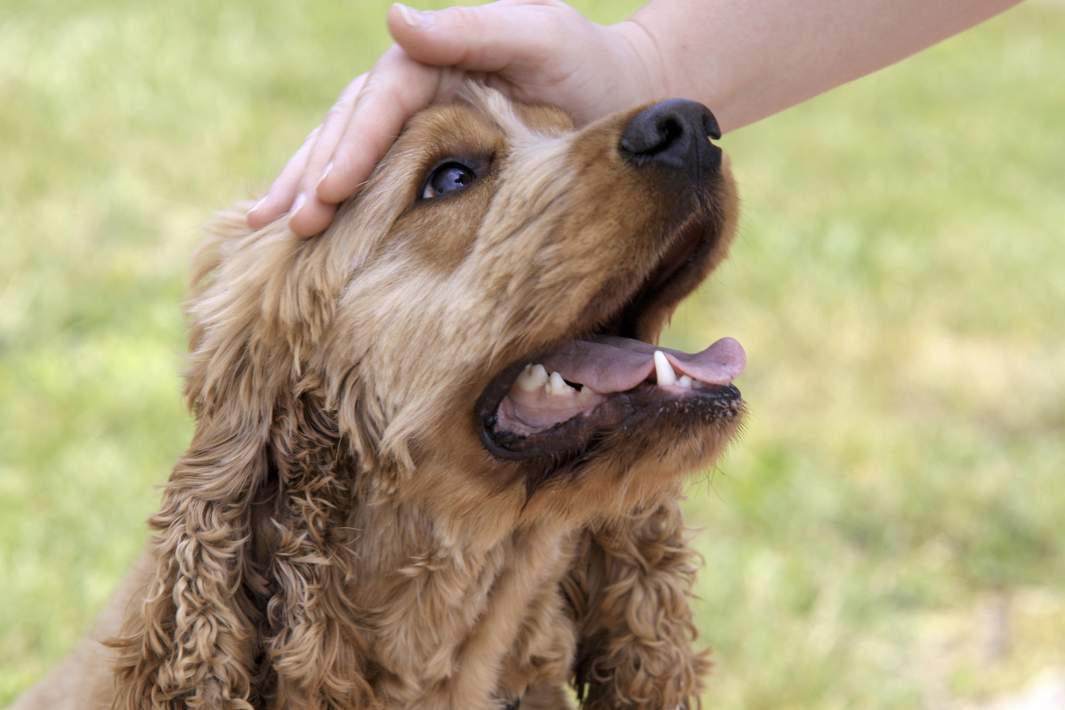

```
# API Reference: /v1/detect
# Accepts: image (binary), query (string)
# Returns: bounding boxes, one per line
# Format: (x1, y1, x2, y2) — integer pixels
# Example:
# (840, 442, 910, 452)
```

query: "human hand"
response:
(246, 1, 666, 237)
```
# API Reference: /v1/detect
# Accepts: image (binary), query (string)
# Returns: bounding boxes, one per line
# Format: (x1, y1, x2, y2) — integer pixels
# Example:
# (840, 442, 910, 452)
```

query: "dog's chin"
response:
(475, 211, 745, 476)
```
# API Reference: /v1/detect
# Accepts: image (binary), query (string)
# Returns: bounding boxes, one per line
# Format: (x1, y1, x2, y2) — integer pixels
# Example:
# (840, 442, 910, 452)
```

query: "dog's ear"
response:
(108, 396, 270, 708)
(109, 212, 373, 707)
(566, 498, 711, 709)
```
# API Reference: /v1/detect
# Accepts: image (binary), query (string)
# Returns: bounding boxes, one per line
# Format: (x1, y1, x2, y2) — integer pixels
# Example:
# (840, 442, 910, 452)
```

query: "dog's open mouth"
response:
(476, 218, 745, 462)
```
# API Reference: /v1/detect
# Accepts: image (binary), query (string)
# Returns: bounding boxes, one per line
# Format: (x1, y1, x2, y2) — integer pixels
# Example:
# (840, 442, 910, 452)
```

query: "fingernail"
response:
(290, 192, 307, 217)
(395, 3, 432, 29)
(316, 161, 333, 190)
(249, 197, 267, 215)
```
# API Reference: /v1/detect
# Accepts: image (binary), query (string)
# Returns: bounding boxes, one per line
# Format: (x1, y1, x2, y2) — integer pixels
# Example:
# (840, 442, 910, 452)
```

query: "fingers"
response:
(388, 1, 574, 72)
(252, 0, 583, 237)
(246, 73, 367, 234)
(245, 125, 320, 229)
(286, 74, 368, 237)
(315, 45, 455, 205)
(314, 0, 571, 206)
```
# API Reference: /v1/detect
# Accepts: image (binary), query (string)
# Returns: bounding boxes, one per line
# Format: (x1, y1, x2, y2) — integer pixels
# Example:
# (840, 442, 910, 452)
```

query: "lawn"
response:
(1, 1, 1063, 706)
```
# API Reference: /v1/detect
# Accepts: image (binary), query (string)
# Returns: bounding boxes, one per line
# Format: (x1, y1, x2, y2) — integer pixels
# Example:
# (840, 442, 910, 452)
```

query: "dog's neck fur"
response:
(247, 391, 578, 708)
(345, 502, 576, 708)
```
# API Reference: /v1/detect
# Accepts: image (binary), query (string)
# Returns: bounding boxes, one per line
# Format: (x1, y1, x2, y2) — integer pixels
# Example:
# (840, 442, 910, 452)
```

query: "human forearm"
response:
(620, 0, 1023, 133)
(252, 0, 1025, 236)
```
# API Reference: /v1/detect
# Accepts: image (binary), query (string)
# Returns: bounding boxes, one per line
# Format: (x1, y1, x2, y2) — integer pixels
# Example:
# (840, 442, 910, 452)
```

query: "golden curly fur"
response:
(12, 84, 741, 709)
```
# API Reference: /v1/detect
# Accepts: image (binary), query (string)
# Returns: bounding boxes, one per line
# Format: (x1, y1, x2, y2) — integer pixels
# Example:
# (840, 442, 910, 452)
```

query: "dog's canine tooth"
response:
(654, 350, 678, 386)
(547, 371, 576, 396)
(516, 363, 549, 391)
(678, 375, 693, 388)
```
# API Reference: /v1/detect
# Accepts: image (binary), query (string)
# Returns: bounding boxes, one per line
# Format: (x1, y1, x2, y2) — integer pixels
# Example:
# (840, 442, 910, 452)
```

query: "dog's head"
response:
(187, 84, 743, 534)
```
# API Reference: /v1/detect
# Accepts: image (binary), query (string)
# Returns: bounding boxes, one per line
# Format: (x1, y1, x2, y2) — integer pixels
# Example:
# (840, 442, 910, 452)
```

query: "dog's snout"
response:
(618, 99, 722, 176)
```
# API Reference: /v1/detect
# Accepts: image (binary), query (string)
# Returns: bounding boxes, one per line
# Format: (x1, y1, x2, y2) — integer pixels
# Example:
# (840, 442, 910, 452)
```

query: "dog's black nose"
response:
(618, 99, 722, 176)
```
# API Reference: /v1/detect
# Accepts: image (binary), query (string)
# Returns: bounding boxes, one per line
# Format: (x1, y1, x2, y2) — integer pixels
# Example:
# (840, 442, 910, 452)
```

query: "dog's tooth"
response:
(678, 375, 693, 389)
(547, 371, 576, 396)
(654, 351, 678, 386)
(516, 363, 549, 391)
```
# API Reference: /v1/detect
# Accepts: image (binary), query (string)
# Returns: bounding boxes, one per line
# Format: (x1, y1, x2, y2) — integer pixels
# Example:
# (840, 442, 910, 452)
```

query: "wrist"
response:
(614, 2, 743, 133)
(608, 18, 672, 109)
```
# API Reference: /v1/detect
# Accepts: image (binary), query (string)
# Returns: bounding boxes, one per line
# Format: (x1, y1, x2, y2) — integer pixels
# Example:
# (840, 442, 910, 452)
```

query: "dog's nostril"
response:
(619, 113, 684, 158)
(653, 117, 684, 154)
(618, 99, 722, 176)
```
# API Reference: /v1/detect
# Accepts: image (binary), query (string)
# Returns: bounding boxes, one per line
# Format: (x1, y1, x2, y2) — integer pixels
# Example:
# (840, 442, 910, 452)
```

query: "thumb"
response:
(387, 2, 573, 72)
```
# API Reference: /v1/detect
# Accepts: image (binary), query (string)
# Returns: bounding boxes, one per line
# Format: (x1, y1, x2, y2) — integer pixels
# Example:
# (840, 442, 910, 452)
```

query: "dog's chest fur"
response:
(338, 506, 579, 709)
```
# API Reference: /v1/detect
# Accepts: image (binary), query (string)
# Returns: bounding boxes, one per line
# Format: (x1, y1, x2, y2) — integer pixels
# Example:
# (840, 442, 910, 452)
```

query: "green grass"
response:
(2, 1, 1063, 706)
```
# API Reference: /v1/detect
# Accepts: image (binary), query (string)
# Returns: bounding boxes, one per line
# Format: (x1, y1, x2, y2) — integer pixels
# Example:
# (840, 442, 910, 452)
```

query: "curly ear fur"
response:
(108, 410, 268, 708)
(565, 498, 711, 709)
(257, 384, 375, 708)
(108, 213, 374, 708)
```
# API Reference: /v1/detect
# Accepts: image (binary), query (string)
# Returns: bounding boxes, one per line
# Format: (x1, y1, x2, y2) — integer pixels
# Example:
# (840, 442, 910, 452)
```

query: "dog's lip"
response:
(478, 378, 742, 462)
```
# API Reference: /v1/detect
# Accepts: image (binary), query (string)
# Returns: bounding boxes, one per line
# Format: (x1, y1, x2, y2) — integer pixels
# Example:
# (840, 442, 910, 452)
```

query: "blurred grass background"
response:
(1, 1, 1063, 707)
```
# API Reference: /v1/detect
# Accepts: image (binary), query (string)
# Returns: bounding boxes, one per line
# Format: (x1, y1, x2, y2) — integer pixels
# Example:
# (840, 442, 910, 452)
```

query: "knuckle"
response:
(324, 102, 347, 123)
(378, 81, 412, 115)
(441, 5, 484, 33)
(379, 44, 407, 68)
(343, 74, 366, 97)
(549, 4, 584, 32)
(320, 150, 355, 190)
(303, 125, 322, 146)
(358, 72, 411, 120)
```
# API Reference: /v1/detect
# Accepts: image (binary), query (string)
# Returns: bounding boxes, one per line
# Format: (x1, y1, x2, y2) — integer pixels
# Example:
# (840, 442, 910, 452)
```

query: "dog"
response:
(12, 83, 743, 709)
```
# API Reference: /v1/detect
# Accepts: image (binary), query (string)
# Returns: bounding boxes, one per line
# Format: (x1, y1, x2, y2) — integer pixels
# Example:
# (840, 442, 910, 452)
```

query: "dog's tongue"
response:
(541, 336, 746, 393)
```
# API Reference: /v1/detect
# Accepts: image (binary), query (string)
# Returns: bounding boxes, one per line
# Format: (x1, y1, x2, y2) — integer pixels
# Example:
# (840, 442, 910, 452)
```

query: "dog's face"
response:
(192, 85, 743, 536)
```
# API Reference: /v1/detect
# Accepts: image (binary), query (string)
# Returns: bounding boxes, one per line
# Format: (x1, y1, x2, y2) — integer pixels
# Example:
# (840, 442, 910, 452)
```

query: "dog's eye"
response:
(420, 161, 477, 200)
